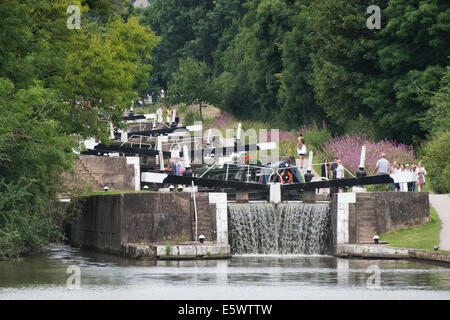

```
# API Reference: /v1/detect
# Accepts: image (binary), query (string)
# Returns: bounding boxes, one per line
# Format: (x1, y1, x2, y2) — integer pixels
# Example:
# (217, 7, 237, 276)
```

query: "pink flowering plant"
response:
(323, 135, 416, 175)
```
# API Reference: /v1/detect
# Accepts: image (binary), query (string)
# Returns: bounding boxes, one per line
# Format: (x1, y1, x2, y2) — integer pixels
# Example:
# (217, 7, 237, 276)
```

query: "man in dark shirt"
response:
(330, 157, 338, 180)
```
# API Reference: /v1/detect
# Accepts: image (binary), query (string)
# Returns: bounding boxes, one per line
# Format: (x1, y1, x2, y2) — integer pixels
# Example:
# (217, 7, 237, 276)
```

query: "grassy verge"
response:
(380, 205, 450, 254)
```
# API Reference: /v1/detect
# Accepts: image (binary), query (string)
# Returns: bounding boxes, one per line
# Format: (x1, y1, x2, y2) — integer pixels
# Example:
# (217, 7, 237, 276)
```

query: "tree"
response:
(358, 0, 450, 143)
(0, 0, 160, 257)
(167, 58, 213, 121)
(56, 16, 159, 138)
(421, 66, 450, 193)
(215, 0, 297, 121)
(278, 0, 325, 127)
(140, 0, 247, 93)
(304, 0, 383, 134)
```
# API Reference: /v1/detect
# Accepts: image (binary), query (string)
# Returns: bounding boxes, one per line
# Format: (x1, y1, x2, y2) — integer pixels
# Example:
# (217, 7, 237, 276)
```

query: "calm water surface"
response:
(1, 245, 450, 299)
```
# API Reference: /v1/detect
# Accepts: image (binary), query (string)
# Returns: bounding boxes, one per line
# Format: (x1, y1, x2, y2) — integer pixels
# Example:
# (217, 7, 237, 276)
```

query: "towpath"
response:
(429, 194, 450, 251)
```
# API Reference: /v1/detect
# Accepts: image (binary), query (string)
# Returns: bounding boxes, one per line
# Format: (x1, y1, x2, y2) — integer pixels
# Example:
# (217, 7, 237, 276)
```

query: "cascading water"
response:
(228, 203, 332, 255)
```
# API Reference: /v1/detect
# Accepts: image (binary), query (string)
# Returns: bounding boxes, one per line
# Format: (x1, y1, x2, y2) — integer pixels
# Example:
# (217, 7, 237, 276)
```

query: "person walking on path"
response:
(416, 162, 427, 192)
(375, 152, 390, 191)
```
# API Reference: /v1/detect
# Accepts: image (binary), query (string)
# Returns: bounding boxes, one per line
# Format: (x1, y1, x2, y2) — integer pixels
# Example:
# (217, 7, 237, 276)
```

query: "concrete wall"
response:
(70, 194, 123, 252)
(70, 192, 218, 253)
(331, 192, 430, 249)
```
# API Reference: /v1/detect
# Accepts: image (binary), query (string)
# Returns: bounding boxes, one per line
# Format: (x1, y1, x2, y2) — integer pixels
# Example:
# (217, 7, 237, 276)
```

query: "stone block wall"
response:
(70, 192, 218, 253)
(64, 155, 138, 194)
(79, 155, 138, 191)
(332, 192, 430, 249)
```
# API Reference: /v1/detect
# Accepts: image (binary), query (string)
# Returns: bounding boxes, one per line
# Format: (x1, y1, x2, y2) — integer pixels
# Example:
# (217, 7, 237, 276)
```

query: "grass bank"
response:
(380, 205, 449, 254)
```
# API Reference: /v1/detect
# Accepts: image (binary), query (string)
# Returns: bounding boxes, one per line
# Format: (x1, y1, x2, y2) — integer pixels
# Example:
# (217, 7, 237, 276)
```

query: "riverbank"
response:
(337, 244, 450, 266)
(380, 205, 442, 252)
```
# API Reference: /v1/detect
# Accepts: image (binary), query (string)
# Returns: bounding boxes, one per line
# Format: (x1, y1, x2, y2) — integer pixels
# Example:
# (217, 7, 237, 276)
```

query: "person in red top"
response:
(321, 158, 330, 180)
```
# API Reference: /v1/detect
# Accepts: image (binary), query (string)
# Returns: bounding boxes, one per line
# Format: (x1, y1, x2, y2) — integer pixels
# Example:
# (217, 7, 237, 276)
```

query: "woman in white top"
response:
(416, 162, 427, 192)
(335, 159, 345, 192)
(336, 159, 344, 179)
(297, 135, 307, 168)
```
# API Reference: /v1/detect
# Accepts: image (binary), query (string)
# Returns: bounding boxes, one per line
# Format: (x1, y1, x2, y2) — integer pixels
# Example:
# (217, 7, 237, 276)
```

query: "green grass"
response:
(380, 205, 450, 254)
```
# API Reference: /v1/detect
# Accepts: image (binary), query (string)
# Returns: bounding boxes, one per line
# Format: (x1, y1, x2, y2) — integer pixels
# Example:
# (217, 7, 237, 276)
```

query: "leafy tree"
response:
(56, 16, 159, 138)
(304, 0, 384, 134)
(358, 0, 450, 143)
(423, 131, 450, 194)
(422, 66, 450, 193)
(215, 0, 296, 121)
(214, 30, 258, 118)
(0, 0, 160, 257)
(278, 1, 325, 127)
(167, 58, 213, 121)
(140, 0, 247, 92)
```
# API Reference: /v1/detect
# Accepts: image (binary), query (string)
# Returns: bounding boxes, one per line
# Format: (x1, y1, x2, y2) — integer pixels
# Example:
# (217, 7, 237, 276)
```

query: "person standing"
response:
(391, 162, 401, 192)
(400, 164, 408, 192)
(410, 164, 417, 191)
(416, 162, 427, 192)
(296, 134, 306, 168)
(405, 164, 413, 191)
(335, 159, 345, 192)
(330, 157, 338, 180)
(167, 108, 172, 123)
(375, 152, 391, 191)
(321, 158, 330, 180)
(376, 153, 390, 175)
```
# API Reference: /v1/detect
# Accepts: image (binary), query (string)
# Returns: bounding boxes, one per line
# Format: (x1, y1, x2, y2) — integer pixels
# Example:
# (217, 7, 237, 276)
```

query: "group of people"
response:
(320, 158, 345, 180)
(168, 157, 188, 176)
(297, 134, 345, 180)
(376, 153, 427, 192)
(314, 151, 427, 193)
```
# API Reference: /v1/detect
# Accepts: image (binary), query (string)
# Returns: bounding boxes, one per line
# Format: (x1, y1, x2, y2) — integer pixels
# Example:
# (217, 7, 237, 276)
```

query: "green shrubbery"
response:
(0, 178, 61, 259)
(423, 131, 450, 194)
(421, 67, 450, 194)
(0, 1, 159, 258)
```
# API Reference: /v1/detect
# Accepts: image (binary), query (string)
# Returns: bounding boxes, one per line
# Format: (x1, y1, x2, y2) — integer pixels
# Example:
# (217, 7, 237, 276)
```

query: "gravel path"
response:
(429, 194, 450, 251)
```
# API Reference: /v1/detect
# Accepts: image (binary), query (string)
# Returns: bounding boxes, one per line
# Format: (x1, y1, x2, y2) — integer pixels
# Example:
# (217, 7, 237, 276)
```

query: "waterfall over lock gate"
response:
(228, 203, 332, 255)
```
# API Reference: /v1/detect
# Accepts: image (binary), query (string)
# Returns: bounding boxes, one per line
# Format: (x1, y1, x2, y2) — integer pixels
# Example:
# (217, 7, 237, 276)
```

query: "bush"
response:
(0, 178, 61, 259)
(183, 109, 203, 126)
(423, 131, 450, 194)
(323, 135, 416, 175)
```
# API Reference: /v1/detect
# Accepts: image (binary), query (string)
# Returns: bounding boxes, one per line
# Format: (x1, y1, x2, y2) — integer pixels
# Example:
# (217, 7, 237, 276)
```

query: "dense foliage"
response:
(0, 0, 158, 257)
(140, 0, 449, 145)
(421, 67, 450, 193)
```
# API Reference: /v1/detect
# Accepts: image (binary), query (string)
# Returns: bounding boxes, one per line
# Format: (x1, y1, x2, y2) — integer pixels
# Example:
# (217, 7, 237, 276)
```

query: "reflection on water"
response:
(0, 246, 449, 299)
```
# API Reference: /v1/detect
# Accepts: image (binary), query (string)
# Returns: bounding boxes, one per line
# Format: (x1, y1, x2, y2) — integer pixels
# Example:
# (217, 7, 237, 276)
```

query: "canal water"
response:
(1, 245, 450, 299)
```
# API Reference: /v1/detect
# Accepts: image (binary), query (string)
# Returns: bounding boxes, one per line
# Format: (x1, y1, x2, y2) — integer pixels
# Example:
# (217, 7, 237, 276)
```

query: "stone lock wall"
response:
(70, 192, 218, 253)
(64, 155, 139, 193)
(332, 192, 430, 250)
